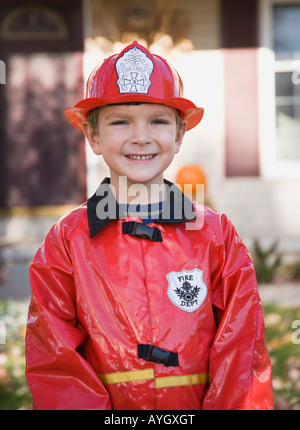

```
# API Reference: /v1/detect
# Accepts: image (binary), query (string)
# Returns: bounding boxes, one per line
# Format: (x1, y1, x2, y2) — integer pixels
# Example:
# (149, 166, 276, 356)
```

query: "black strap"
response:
(122, 221, 163, 242)
(137, 344, 179, 367)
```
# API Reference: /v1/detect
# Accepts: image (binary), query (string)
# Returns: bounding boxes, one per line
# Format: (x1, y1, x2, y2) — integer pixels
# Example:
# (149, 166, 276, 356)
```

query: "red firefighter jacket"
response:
(25, 179, 274, 410)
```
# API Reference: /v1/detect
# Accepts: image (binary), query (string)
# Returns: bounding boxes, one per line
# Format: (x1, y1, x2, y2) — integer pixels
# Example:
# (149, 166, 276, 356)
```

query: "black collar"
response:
(87, 178, 196, 238)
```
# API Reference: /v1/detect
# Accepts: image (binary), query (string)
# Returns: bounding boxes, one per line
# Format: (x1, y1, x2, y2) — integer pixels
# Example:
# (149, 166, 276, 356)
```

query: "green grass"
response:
(0, 299, 299, 409)
(263, 303, 300, 410)
(0, 300, 32, 410)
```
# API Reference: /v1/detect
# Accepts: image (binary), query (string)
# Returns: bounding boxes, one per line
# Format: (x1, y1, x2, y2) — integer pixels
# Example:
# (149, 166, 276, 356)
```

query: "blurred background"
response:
(0, 0, 299, 410)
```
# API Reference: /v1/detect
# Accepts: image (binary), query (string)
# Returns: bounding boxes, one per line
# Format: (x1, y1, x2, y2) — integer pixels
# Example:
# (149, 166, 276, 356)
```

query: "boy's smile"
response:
(126, 154, 155, 160)
(83, 103, 186, 203)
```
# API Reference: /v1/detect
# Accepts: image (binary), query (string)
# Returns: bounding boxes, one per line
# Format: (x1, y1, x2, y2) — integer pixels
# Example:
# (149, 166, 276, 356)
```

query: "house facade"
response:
(1, 0, 300, 256)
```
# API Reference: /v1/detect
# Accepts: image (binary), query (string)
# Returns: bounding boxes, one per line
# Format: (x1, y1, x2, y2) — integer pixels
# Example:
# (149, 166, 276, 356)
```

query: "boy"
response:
(25, 41, 274, 410)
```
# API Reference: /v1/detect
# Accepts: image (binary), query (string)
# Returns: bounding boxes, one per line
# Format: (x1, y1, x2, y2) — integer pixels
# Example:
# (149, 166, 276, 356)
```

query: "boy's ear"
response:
(82, 122, 102, 155)
(174, 121, 187, 154)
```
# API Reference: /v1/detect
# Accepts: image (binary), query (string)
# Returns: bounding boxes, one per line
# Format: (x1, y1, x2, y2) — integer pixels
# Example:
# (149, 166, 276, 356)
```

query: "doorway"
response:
(0, 0, 86, 208)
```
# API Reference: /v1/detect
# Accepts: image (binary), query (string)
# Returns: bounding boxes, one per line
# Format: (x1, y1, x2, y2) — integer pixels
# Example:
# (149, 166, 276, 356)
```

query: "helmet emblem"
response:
(115, 46, 154, 94)
(166, 268, 207, 313)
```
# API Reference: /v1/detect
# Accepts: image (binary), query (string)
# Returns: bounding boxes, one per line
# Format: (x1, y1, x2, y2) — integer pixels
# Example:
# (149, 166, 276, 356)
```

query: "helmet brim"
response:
(64, 96, 204, 131)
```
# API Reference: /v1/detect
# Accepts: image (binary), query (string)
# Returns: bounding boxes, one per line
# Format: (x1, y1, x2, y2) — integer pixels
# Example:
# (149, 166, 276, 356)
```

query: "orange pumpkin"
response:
(175, 165, 206, 193)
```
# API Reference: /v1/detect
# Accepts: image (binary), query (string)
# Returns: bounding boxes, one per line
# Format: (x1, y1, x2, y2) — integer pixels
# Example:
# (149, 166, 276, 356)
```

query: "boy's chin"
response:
(125, 176, 164, 187)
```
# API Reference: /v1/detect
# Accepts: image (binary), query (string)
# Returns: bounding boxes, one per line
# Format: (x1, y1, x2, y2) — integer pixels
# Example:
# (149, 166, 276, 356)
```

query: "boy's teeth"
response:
(127, 155, 154, 160)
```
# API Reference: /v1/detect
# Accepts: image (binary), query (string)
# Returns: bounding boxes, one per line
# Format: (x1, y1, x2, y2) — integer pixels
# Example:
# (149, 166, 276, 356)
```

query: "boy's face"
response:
(83, 103, 186, 200)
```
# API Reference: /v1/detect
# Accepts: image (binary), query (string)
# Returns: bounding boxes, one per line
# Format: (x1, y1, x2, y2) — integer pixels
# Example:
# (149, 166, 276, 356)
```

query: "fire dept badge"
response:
(115, 46, 154, 94)
(166, 269, 207, 312)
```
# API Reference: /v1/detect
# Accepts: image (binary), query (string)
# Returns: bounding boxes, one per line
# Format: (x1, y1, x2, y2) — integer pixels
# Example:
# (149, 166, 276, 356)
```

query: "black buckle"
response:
(122, 222, 162, 242)
(137, 344, 179, 367)
(133, 222, 155, 240)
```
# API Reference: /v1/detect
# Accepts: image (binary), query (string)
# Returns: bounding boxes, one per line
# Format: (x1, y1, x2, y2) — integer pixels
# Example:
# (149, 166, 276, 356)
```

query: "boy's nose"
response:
(130, 124, 152, 145)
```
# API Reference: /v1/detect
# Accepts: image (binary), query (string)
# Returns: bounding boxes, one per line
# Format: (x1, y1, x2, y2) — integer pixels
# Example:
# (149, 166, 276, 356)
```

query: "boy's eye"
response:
(111, 120, 128, 125)
(152, 119, 168, 125)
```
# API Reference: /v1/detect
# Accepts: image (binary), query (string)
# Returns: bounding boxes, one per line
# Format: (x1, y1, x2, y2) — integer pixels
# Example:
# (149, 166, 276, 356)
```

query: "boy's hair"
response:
(87, 104, 184, 135)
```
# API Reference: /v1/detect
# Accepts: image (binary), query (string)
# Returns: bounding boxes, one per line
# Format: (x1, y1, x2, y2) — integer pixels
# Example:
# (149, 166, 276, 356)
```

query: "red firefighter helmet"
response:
(64, 41, 204, 131)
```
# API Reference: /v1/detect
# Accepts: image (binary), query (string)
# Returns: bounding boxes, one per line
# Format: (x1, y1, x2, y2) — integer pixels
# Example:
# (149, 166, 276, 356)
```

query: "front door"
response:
(0, 0, 86, 207)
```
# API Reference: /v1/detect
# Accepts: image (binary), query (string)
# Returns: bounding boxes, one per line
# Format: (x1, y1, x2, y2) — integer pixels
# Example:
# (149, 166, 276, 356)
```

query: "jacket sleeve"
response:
(25, 222, 112, 410)
(202, 215, 274, 410)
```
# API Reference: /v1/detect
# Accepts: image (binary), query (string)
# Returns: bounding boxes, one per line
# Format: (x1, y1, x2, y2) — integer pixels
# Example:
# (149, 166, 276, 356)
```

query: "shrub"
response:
(252, 239, 281, 283)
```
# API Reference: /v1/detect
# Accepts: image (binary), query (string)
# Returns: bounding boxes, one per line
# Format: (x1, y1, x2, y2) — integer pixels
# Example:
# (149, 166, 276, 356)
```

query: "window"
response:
(273, 5, 300, 61)
(259, 0, 300, 178)
(1, 5, 68, 40)
(275, 70, 300, 160)
(273, 5, 300, 161)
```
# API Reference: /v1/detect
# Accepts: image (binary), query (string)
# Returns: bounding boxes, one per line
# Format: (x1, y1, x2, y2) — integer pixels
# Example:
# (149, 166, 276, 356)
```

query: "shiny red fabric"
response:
(25, 202, 274, 410)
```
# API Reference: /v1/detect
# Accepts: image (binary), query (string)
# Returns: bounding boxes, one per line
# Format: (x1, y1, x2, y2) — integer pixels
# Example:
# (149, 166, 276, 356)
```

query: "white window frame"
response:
(259, 0, 300, 178)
